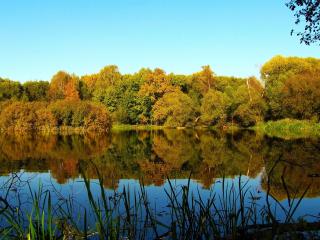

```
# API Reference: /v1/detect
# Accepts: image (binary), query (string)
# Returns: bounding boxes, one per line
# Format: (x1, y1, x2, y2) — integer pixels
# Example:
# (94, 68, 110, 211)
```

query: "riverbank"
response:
(112, 120, 320, 139)
(253, 119, 320, 139)
(1, 119, 319, 140)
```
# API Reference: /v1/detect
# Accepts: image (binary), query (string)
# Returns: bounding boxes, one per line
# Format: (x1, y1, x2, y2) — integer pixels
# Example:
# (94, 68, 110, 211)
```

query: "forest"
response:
(0, 55, 319, 132)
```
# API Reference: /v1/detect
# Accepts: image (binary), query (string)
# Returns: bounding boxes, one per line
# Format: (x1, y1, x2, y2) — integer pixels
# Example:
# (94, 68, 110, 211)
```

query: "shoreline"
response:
(1, 119, 320, 139)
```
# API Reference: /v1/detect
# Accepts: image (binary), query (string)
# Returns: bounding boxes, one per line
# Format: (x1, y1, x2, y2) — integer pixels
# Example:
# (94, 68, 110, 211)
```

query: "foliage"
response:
(189, 65, 215, 96)
(261, 55, 320, 120)
(0, 78, 22, 101)
(286, 0, 320, 45)
(48, 71, 80, 100)
(22, 81, 49, 101)
(49, 100, 112, 132)
(138, 68, 178, 103)
(152, 90, 198, 127)
(254, 118, 320, 139)
(1, 55, 320, 129)
(0, 101, 55, 132)
(0, 100, 111, 133)
(200, 90, 230, 126)
(232, 77, 267, 127)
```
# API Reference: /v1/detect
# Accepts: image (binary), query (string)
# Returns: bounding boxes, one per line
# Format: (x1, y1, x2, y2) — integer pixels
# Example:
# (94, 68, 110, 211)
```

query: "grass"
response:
(112, 124, 242, 132)
(253, 118, 320, 139)
(0, 164, 319, 239)
(112, 124, 168, 131)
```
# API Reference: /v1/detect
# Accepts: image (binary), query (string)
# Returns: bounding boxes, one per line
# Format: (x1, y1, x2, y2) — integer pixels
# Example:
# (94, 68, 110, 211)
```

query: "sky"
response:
(0, 0, 319, 82)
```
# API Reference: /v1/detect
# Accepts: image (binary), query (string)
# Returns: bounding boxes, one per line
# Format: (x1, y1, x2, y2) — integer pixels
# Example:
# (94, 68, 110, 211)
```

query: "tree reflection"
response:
(0, 131, 319, 199)
(261, 137, 320, 200)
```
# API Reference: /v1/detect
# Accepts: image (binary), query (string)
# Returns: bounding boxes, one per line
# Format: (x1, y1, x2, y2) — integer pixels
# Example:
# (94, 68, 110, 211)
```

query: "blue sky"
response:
(0, 0, 318, 82)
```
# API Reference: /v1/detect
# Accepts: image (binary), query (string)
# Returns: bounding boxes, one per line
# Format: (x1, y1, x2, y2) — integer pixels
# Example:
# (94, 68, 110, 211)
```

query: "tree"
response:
(261, 55, 320, 119)
(98, 65, 121, 87)
(80, 73, 99, 98)
(22, 81, 49, 101)
(200, 90, 230, 126)
(89, 65, 122, 103)
(152, 90, 198, 127)
(112, 75, 152, 124)
(139, 68, 178, 103)
(48, 100, 112, 132)
(190, 65, 215, 96)
(281, 71, 320, 119)
(286, 0, 320, 45)
(0, 78, 22, 101)
(232, 77, 267, 127)
(64, 78, 80, 100)
(48, 71, 80, 100)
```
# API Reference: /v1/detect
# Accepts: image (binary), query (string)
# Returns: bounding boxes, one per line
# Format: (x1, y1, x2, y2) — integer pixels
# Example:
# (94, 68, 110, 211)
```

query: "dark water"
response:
(0, 130, 320, 234)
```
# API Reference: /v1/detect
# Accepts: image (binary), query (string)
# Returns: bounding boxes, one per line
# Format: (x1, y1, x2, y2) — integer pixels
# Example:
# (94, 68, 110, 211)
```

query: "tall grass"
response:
(0, 167, 318, 239)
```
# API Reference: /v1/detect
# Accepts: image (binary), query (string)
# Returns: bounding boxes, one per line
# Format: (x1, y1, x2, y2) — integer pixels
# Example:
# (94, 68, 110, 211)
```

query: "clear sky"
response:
(0, 0, 319, 82)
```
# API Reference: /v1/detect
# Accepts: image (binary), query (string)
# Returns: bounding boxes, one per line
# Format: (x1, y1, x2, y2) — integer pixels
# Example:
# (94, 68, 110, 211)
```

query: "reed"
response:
(0, 167, 317, 239)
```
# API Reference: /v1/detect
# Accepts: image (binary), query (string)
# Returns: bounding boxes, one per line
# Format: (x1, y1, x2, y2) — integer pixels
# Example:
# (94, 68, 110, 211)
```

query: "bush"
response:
(0, 102, 55, 132)
(49, 100, 112, 132)
(0, 100, 112, 133)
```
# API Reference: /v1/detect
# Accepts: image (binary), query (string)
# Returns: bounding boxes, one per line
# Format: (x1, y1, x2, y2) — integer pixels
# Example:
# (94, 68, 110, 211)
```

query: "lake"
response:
(0, 129, 319, 238)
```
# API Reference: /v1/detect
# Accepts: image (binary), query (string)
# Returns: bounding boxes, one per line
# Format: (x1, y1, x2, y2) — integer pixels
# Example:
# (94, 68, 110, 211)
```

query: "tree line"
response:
(0, 55, 319, 131)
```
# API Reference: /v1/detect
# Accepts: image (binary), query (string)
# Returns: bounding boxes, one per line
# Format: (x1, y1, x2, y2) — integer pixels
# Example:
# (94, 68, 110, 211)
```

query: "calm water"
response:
(0, 130, 320, 234)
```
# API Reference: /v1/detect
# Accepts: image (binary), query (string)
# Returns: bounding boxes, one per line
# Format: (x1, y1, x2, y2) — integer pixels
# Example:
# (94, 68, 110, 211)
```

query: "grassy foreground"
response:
(0, 165, 318, 239)
(253, 119, 320, 139)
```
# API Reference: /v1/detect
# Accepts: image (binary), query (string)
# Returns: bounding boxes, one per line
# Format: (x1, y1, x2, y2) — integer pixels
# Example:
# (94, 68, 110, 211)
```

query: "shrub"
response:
(0, 100, 112, 133)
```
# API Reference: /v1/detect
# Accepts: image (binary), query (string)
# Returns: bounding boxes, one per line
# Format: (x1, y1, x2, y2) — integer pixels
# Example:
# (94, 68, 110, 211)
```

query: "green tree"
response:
(281, 71, 320, 119)
(22, 81, 49, 101)
(152, 90, 198, 127)
(0, 78, 22, 101)
(261, 55, 320, 119)
(190, 65, 215, 97)
(200, 90, 230, 126)
(232, 77, 267, 127)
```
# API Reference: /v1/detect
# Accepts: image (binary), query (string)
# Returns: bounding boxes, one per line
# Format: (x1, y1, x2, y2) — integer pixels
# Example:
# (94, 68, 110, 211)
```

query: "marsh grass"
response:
(0, 167, 318, 239)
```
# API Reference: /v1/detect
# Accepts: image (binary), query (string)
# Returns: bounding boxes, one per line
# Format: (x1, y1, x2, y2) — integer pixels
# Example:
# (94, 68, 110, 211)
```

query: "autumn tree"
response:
(48, 71, 80, 101)
(0, 102, 56, 131)
(139, 68, 178, 103)
(80, 73, 99, 98)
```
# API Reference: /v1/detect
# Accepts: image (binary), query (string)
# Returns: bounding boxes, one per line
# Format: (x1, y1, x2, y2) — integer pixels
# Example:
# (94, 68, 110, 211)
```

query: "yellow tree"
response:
(139, 68, 178, 103)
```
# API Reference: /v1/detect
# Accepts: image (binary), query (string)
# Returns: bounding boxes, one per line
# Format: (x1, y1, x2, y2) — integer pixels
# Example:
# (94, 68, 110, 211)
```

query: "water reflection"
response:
(0, 130, 319, 199)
